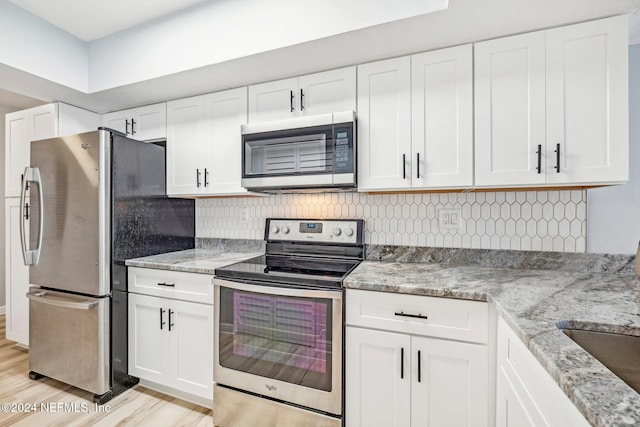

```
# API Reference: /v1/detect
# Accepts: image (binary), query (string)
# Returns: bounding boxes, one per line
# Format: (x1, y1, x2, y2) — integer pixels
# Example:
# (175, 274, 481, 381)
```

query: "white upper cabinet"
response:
(205, 88, 249, 195)
(5, 102, 98, 198)
(474, 32, 546, 187)
(358, 45, 473, 192)
(248, 67, 356, 122)
(102, 103, 167, 141)
(475, 15, 628, 187)
(411, 44, 473, 189)
(166, 95, 206, 196)
(357, 56, 412, 191)
(167, 87, 250, 197)
(545, 17, 628, 185)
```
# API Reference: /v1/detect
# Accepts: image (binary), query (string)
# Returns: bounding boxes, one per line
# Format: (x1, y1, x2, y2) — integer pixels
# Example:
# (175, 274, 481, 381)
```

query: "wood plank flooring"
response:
(0, 315, 213, 426)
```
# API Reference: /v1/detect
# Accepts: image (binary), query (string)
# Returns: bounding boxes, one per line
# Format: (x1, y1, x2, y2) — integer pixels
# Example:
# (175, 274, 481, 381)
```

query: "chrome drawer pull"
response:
(394, 311, 428, 320)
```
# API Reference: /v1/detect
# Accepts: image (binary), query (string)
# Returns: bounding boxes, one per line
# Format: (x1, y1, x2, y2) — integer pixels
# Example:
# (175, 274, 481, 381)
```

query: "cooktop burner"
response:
(214, 218, 365, 289)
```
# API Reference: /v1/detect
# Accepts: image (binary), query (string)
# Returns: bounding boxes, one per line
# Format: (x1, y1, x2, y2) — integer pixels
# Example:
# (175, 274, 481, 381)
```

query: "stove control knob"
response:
(345, 228, 354, 237)
(282, 226, 290, 234)
(332, 227, 342, 236)
(272, 226, 280, 234)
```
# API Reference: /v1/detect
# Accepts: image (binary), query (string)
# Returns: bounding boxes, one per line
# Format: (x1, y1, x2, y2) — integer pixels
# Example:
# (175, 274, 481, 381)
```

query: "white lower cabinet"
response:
(5, 199, 30, 346)
(345, 289, 490, 427)
(128, 269, 214, 404)
(496, 317, 589, 427)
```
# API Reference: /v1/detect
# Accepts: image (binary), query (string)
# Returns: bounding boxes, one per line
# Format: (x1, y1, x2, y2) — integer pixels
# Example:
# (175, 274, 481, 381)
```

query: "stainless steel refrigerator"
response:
(19, 128, 195, 403)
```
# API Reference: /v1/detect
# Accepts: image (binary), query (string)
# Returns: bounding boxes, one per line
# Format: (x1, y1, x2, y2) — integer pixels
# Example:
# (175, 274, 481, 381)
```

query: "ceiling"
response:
(8, 0, 210, 41)
(1, 0, 640, 113)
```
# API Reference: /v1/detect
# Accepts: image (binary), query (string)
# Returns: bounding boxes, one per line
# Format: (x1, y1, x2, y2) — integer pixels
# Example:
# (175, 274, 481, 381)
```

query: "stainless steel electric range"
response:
(213, 218, 365, 427)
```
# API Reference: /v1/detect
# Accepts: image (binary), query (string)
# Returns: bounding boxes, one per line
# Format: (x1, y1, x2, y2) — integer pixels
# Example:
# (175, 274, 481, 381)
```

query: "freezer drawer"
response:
(28, 288, 110, 395)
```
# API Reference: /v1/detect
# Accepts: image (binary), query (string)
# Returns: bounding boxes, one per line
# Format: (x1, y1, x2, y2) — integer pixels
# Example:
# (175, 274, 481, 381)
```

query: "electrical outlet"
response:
(240, 207, 249, 223)
(439, 209, 461, 230)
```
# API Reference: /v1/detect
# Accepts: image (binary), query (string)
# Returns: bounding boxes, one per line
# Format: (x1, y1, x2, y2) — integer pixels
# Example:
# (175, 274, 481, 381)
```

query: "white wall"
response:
(587, 44, 640, 255)
(0, 0, 88, 92)
(87, 0, 446, 92)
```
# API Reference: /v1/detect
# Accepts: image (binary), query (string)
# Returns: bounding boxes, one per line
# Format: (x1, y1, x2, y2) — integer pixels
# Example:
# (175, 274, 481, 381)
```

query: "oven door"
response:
(214, 278, 343, 416)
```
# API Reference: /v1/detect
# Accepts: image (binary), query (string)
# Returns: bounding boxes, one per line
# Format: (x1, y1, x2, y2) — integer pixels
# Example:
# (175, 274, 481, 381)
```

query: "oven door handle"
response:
(213, 278, 343, 300)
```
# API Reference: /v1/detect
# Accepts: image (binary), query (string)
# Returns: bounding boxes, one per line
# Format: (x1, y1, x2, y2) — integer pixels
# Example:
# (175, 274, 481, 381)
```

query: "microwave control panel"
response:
(332, 123, 354, 174)
(266, 219, 362, 244)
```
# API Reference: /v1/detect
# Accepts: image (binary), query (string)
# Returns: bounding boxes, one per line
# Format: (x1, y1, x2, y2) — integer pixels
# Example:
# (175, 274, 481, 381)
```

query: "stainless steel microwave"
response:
(241, 111, 356, 192)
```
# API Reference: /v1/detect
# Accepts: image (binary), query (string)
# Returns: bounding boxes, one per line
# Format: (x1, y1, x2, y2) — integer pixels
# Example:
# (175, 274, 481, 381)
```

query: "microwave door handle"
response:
(20, 167, 43, 266)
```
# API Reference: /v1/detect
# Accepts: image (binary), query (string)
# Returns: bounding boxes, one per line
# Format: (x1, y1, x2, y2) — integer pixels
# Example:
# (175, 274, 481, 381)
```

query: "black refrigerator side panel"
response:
(110, 133, 195, 292)
(108, 131, 195, 395)
(111, 289, 138, 395)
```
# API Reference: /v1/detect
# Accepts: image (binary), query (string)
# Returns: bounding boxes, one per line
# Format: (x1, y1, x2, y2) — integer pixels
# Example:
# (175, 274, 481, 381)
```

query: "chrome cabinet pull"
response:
(554, 143, 561, 173)
(402, 154, 407, 179)
(157, 282, 175, 287)
(400, 347, 405, 379)
(160, 308, 166, 330)
(536, 144, 542, 174)
(394, 311, 428, 320)
(196, 168, 201, 187)
(168, 309, 174, 331)
(290, 90, 295, 112)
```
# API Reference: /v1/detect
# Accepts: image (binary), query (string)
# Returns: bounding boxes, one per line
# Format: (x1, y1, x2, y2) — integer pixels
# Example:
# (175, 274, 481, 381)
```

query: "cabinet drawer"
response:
(128, 267, 213, 305)
(346, 289, 488, 344)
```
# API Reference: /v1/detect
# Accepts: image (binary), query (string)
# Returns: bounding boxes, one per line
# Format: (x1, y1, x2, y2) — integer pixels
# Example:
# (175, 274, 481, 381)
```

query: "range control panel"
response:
(266, 219, 362, 244)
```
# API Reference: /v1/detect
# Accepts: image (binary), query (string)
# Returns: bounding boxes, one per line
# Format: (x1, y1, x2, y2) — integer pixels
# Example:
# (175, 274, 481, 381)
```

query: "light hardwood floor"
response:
(0, 315, 213, 426)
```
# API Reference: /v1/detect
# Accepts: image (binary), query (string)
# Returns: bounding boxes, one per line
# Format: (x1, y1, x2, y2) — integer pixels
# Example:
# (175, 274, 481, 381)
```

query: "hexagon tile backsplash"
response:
(196, 190, 587, 252)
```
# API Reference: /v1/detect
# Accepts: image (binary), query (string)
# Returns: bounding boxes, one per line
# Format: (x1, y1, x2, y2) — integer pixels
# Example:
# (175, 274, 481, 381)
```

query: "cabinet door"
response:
(204, 87, 249, 194)
(128, 293, 170, 383)
(5, 199, 29, 346)
(345, 327, 411, 427)
(298, 67, 356, 116)
(474, 32, 546, 187)
(496, 369, 539, 427)
(411, 45, 473, 189)
(5, 104, 57, 198)
(357, 57, 412, 191)
(168, 299, 214, 399)
(5, 113, 29, 198)
(133, 103, 167, 141)
(166, 96, 206, 196)
(248, 78, 298, 123)
(101, 110, 129, 135)
(546, 16, 628, 184)
(496, 318, 590, 427)
(411, 336, 488, 427)
(57, 103, 99, 137)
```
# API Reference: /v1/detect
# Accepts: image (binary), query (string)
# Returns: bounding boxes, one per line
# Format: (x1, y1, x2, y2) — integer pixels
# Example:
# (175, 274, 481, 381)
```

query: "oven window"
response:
(218, 286, 334, 392)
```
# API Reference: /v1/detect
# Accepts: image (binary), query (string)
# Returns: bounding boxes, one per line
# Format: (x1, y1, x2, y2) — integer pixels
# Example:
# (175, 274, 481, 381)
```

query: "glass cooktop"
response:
(214, 254, 361, 289)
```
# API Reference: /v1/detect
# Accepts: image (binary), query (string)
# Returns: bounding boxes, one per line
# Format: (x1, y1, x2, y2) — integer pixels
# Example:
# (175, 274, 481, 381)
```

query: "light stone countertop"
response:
(125, 248, 261, 275)
(124, 243, 640, 426)
(344, 261, 640, 427)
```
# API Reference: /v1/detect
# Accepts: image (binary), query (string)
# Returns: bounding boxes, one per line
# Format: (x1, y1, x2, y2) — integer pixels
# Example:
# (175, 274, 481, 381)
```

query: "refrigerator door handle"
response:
(20, 167, 44, 266)
(27, 291, 99, 310)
